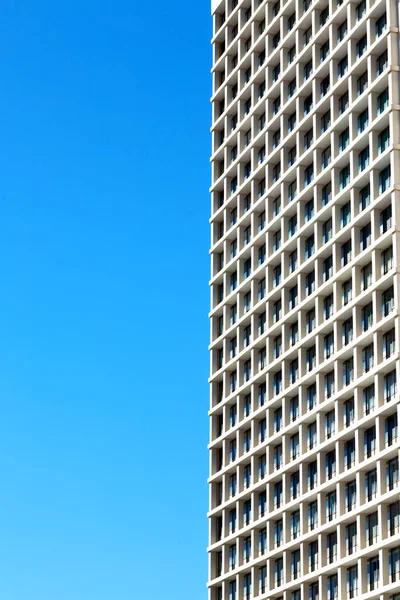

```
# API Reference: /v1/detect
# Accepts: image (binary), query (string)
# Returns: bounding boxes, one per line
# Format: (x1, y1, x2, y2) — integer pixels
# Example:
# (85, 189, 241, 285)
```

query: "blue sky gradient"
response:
(0, 1, 211, 598)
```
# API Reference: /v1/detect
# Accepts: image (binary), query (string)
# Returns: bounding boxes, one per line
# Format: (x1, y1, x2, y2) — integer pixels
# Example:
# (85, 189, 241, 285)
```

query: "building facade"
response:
(208, 0, 400, 599)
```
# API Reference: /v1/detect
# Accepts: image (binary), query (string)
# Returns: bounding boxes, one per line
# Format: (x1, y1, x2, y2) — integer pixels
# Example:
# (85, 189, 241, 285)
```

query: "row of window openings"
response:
(216, 49, 388, 149)
(219, 546, 399, 600)
(216, 343, 396, 404)
(228, 329, 395, 394)
(218, 205, 391, 290)
(217, 162, 390, 248)
(217, 0, 373, 35)
(219, 508, 400, 576)
(224, 417, 398, 488)
(216, 1, 386, 94)
(223, 118, 389, 188)
(219, 317, 396, 387)
(218, 458, 399, 535)
(227, 138, 390, 202)
(219, 282, 394, 370)
(215, 498, 399, 553)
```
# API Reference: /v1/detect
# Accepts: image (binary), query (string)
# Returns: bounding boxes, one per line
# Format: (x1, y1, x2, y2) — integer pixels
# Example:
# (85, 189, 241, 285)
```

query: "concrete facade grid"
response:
(208, 0, 400, 599)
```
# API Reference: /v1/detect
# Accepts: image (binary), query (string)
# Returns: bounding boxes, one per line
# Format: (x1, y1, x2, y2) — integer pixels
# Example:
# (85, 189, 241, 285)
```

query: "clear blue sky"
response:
(0, 1, 211, 598)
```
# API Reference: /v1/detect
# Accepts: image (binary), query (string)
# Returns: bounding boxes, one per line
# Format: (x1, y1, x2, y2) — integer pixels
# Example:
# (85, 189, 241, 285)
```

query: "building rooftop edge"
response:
(211, 0, 224, 14)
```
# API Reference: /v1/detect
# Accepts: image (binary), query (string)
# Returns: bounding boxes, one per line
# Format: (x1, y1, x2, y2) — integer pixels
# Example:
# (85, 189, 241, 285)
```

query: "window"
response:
(304, 128, 313, 150)
(274, 480, 283, 508)
(382, 286, 394, 316)
(343, 357, 353, 386)
(305, 235, 315, 259)
(307, 421, 317, 449)
(342, 318, 353, 345)
(272, 97, 280, 115)
(304, 94, 313, 115)
(362, 344, 374, 373)
(320, 6, 329, 25)
(339, 165, 350, 189)
(272, 231, 281, 253)
(377, 87, 389, 114)
(288, 181, 297, 202)
(322, 182, 331, 206)
(324, 293, 333, 319)
(304, 60, 312, 82)
(365, 468, 378, 504)
(306, 271, 315, 296)
(364, 426, 376, 459)
(346, 522, 357, 555)
(389, 548, 400, 583)
(307, 383, 316, 410)
(340, 201, 351, 227)
(289, 250, 297, 273)
(306, 346, 316, 371)
(243, 536, 251, 563)
(359, 185, 370, 212)
(308, 540, 318, 571)
(356, 0, 366, 20)
(387, 457, 399, 490)
(291, 512, 300, 540)
(383, 328, 396, 359)
(291, 471, 300, 499)
(273, 371, 282, 395)
(341, 239, 351, 267)
(308, 461, 317, 489)
(363, 384, 375, 415)
(306, 308, 315, 333)
(258, 528, 266, 554)
(274, 557, 283, 586)
(327, 574, 338, 600)
(344, 398, 354, 427)
(342, 279, 352, 305)
(376, 12, 387, 37)
(228, 581, 236, 600)
(258, 566, 267, 594)
(357, 108, 368, 133)
(367, 556, 379, 590)
(385, 413, 398, 446)
(320, 75, 330, 98)
(377, 49, 388, 75)
(338, 91, 348, 115)
(304, 164, 314, 186)
(356, 35, 367, 58)
(360, 222, 371, 250)
(320, 40, 329, 62)
(362, 302, 373, 331)
(321, 110, 330, 133)
(258, 212, 265, 233)
(288, 112, 296, 132)
(372, 125, 386, 157)
(344, 438, 355, 469)
(326, 490, 336, 521)
(289, 358, 298, 383)
(339, 128, 349, 152)
(288, 214, 297, 237)
(308, 501, 318, 530)
(381, 204, 392, 232)
(358, 146, 369, 172)
(327, 531, 337, 563)
(321, 146, 331, 169)
(304, 26, 312, 46)
(347, 566, 358, 598)
(309, 581, 318, 600)
(345, 480, 357, 511)
(337, 20, 347, 42)
(388, 501, 400, 536)
(288, 11, 295, 29)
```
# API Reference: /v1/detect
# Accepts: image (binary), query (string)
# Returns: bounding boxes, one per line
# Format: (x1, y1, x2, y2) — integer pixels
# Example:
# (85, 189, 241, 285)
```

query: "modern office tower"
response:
(208, 0, 400, 599)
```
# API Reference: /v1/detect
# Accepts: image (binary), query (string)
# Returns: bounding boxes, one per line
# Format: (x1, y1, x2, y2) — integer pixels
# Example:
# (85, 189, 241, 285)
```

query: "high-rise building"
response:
(208, 0, 400, 599)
